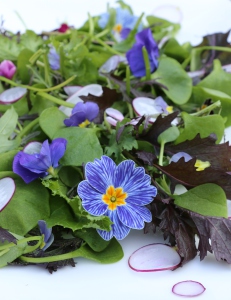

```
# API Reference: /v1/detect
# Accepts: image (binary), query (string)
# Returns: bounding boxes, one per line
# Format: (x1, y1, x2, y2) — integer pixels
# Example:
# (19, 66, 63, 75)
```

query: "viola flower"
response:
(77, 156, 157, 241)
(64, 101, 99, 127)
(98, 7, 141, 41)
(48, 47, 60, 70)
(58, 23, 70, 33)
(38, 220, 54, 251)
(13, 138, 67, 183)
(170, 152, 211, 171)
(126, 28, 159, 77)
(0, 60, 16, 80)
(132, 96, 174, 123)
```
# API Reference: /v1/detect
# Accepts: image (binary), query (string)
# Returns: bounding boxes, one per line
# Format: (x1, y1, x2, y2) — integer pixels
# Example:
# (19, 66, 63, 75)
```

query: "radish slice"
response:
(128, 243, 181, 272)
(172, 280, 206, 297)
(63, 86, 82, 96)
(0, 177, 15, 211)
(0, 87, 27, 104)
(132, 97, 163, 123)
(23, 141, 42, 154)
(99, 55, 127, 73)
(152, 4, 183, 24)
(60, 84, 103, 116)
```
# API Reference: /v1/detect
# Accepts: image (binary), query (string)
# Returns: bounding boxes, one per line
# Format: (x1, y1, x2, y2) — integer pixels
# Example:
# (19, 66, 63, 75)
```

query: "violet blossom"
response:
(126, 28, 159, 77)
(64, 101, 99, 127)
(48, 47, 60, 70)
(38, 220, 54, 250)
(13, 138, 67, 183)
(0, 60, 16, 80)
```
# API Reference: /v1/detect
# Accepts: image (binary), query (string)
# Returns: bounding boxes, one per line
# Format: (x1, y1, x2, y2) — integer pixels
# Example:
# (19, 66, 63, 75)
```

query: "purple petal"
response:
(49, 138, 67, 168)
(64, 111, 86, 127)
(78, 180, 108, 216)
(117, 204, 147, 229)
(85, 156, 117, 193)
(13, 152, 43, 183)
(38, 220, 52, 243)
(19, 152, 50, 173)
(120, 28, 131, 40)
(0, 60, 16, 79)
(84, 102, 99, 121)
(170, 152, 192, 163)
(40, 140, 51, 165)
(126, 43, 147, 77)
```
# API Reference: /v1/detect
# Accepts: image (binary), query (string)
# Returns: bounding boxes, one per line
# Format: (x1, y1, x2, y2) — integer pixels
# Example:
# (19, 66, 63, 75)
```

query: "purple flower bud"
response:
(0, 60, 16, 80)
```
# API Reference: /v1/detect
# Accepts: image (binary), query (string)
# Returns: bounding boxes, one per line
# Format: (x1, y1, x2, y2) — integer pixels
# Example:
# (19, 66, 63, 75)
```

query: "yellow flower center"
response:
(102, 185, 127, 210)
(47, 166, 55, 176)
(113, 24, 123, 33)
(79, 119, 90, 128)
(166, 106, 173, 113)
(194, 159, 210, 171)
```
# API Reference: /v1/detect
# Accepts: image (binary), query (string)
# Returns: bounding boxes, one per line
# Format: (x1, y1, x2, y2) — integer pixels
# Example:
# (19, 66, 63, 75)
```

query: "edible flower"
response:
(170, 152, 211, 171)
(105, 107, 124, 126)
(98, 7, 141, 41)
(0, 60, 16, 80)
(77, 155, 157, 240)
(58, 23, 70, 33)
(99, 55, 127, 74)
(13, 138, 67, 183)
(38, 220, 54, 250)
(48, 47, 60, 70)
(126, 28, 159, 77)
(64, 101, 99, 127)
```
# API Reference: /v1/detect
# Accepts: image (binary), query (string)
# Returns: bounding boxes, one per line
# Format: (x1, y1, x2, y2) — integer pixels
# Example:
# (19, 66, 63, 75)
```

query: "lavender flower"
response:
(0, 60, 16, 79)
(48, 47, 60, 70)
(77, 156, 157, 240)
(126, 28, 159, 77)
(64, 101, 99, 127)
(38, 220, 54, 250)
(13, 138, 67, 183)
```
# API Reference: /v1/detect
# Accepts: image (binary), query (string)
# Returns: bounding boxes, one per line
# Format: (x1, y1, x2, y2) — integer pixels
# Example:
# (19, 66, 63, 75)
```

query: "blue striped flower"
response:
(77, 156, 157, 240)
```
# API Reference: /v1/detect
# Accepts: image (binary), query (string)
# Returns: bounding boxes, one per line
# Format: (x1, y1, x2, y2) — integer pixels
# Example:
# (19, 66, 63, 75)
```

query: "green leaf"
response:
(152, 56, 192, 104)
(0, 106, 18, 137)
(175, 112, 225, 144)
(162, 38, 190, 62)
(0, 178, 50, 235)
(53, 127, 103, 166)
(158, 126, 180, 144)
(173, 183, 228, 217)
(0, 150, 18, 171)
(0, 35, 22, 61)
(0, 136, 20, 154)
(20, 30, 43, 52)
(77, 238, 124, 264)
(0, 239, 28, 268)
(39, 107, 66, 139)
(17, 48, 33, 84)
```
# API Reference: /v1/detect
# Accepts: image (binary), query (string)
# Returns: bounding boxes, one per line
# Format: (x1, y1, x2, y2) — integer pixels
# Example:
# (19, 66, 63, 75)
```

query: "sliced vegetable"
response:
(0, 87, 27, 104)
(128, 243, 181, 272)
(172, 280, 206, 297)
(0, 177, 15, 211)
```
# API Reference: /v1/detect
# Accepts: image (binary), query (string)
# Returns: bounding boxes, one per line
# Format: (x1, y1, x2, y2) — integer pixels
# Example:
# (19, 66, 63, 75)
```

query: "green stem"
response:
(16, 117, 39, 140)
(88, 13, 94, 36)
(158, 141, 165, 166)
(43, 53, 52, 86)
(20, 246, 85, 264)
(190, 100, 221, 116)
(0, 236, 42, 252)
(93, 37, 122, 55)
(126, 66, 131, 96)
(127, 102, 134, 119)
(95, 28, 110, 39)
(37, 92, 74, 108)
(142, 46, 151, 80)
(0, 75, 76, 92)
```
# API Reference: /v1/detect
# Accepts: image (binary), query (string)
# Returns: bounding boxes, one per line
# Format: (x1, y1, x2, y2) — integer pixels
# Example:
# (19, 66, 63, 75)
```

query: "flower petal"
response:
(49, 138, 67, 168)
(126, 43, 146, 77)
(84, 102, 99, 121)
(117, 204, 149, 229)
(85, 156, 116, 193)
(78, 180, 108, 216)
(13, 152, 43, 183)
(64, 111, 86, 127)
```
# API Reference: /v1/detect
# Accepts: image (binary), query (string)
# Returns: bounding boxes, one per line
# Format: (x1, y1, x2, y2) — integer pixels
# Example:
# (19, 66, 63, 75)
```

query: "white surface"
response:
(1, 1, 231, 299)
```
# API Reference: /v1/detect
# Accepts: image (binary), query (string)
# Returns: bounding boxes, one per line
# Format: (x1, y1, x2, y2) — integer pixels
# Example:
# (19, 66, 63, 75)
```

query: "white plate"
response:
(1, 1, 231, 299)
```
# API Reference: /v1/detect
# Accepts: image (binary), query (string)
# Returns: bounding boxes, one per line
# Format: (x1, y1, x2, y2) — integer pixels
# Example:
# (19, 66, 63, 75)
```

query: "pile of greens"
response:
(0, 1, 231, 273)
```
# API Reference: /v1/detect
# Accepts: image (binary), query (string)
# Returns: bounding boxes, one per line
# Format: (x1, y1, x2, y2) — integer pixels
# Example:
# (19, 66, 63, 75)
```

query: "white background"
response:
(1, 0, 231, 299)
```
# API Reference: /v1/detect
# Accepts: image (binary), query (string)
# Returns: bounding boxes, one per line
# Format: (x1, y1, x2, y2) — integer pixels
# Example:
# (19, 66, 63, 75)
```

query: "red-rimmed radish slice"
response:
(172, 280, 206, 297)
(60, 84, 103, 116)
(0, 177, 15, 211)
(152, 4, 183, 24)
(63, 86, 82, 96)
(0, 87, 27, 104)
(132, 97, 162, 123)
(128, 243, 181, 272)
(23, 141, 42, 154)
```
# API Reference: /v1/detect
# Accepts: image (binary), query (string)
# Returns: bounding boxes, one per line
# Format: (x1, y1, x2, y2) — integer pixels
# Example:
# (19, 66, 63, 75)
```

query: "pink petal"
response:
(128, 243, 181, 272)
(172, 280, 206, 297)
(0, 177, 15, 211)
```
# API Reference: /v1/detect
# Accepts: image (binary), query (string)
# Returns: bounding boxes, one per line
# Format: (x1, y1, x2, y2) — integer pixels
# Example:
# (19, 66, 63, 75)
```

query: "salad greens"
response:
(0, 1, 231, 273)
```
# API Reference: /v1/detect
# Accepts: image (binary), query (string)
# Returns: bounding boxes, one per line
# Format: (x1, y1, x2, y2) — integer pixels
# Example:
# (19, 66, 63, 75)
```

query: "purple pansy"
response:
(48, 47, 60, 70)
(126, 28, 159, 77)
(13, 138, 67, 183)
(64, 101, 99, 127)
(77, 155, 157, 240)
(0, 60, 16, 80)
(38, 220, 54, 251)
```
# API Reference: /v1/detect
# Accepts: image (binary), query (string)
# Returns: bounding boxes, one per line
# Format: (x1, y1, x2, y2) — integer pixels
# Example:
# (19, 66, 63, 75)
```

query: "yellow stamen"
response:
(113, 24, 123, 33)
(47, 166, 55, 176)
(102, 185, 127, 210)
(194, 159, 210, 171)
(166, 106, 173, 113)
(79, 119, 90, 128)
